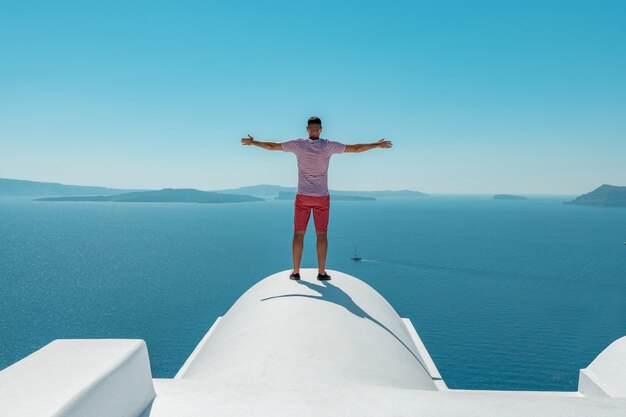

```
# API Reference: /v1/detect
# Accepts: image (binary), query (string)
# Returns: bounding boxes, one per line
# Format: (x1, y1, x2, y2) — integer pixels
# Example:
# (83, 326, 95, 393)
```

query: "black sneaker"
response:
(317, 272, 331, 281)
(289, 272, 301, 280)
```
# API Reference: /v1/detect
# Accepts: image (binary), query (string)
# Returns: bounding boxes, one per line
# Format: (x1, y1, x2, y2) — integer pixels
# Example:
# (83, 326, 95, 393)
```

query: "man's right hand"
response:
(241, 134, 254, 146)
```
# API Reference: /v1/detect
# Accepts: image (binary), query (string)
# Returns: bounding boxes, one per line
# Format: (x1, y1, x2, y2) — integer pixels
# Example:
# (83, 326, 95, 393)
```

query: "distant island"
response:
(217, 184, 428, 199)
(36, 189, 263, 204)
(0, 178, 139, 196)
(2, 177, 429, 200)
(216, 184, 295, 199)
(565, 184, 626, 207)
(275, 191, 376, 201)
(493, 194, 527, 200)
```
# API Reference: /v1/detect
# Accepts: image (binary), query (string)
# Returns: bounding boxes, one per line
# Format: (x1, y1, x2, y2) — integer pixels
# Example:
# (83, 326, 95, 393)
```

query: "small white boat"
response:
(351, 247, 362, 261)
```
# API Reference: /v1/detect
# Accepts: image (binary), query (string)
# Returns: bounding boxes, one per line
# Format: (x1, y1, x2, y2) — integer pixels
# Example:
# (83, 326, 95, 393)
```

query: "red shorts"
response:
(294, 193, 330, 232)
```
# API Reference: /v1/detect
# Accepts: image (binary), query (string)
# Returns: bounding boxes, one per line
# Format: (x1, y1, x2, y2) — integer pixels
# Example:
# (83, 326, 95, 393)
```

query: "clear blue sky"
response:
(1, 0, 624, 194)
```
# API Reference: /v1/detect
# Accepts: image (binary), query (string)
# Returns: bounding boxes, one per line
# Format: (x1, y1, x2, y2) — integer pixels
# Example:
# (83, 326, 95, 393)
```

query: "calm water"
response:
(1, 195, 625, 391)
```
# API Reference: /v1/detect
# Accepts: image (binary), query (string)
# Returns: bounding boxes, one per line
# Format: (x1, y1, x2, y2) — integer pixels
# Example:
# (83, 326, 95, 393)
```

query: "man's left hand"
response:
(378, 138, 393, 148)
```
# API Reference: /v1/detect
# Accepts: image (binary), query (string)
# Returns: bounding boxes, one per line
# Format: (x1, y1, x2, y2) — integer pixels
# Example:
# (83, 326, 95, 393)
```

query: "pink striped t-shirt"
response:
(281, 138, 346, 196)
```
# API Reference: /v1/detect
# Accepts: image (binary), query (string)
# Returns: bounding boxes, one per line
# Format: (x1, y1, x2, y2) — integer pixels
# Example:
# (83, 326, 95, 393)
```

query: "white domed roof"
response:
(177, 269, 438, 391)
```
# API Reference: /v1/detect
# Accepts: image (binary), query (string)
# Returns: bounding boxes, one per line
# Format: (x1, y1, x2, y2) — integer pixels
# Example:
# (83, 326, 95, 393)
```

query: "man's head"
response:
(306, 116, 322, 139)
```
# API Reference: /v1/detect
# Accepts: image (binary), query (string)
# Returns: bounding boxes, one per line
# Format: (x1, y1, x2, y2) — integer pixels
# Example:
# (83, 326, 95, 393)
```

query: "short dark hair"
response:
(307, 116, 322, 126)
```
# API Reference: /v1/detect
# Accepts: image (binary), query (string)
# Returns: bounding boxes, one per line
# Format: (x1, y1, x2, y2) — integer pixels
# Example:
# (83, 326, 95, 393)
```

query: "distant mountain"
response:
(566, 184, 626, 207)
(218, 184, 428, 199)
(2, 178, 428, 199)
(216, 184, 296, 199)
(36, 188, 263, 204)
(494, 194, 527, 200)
(0, 178, 139, 196)
(275, 191, 376, 201)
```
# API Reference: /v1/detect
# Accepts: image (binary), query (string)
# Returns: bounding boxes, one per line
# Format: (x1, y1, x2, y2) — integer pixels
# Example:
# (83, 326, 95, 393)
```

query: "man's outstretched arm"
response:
(240, 134, 282, 151)
(344, 138, 393, 153)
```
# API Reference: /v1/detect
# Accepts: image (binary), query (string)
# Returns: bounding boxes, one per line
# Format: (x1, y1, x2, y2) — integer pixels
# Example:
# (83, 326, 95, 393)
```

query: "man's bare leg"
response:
(292, 230, 305, 273)
(316, 231, 328, 274)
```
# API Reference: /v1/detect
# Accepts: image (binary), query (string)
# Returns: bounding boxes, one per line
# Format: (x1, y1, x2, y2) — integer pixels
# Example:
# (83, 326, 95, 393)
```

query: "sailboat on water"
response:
(350, 247, 362, 261)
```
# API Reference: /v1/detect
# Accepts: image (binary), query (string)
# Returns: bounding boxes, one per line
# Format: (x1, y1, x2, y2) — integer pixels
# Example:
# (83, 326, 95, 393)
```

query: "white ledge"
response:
(0, 339, 155, 417)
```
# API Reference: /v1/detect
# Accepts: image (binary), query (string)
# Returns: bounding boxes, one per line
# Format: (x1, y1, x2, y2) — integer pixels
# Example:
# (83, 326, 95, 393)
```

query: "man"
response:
(241, 116, 392, 281)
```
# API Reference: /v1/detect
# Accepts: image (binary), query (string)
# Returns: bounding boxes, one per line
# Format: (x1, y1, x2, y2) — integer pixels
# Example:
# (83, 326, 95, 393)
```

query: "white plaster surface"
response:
(578, 336, 626, 397)
(175, 317, 222, 379)
(403, 317, 450, 391)
(177, 269, 438, 391)
(0, 339, 155, 417)
(148, 378, 626, 417)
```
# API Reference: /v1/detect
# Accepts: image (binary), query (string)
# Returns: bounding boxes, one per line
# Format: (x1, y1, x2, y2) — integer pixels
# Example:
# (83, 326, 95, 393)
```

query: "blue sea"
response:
(1, 195, 625, 391)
